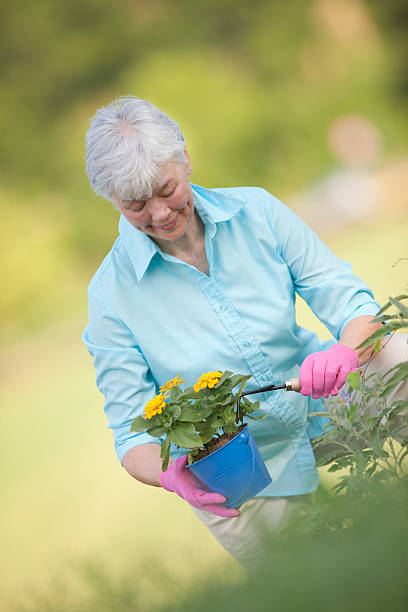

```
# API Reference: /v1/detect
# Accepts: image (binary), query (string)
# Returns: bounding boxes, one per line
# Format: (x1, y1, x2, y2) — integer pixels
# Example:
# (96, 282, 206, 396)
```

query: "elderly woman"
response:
(83, 96, 407, 572)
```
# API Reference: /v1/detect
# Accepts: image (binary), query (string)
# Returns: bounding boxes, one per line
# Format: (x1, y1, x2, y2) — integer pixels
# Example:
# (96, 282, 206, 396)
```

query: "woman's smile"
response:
(156, 216, 179, 231)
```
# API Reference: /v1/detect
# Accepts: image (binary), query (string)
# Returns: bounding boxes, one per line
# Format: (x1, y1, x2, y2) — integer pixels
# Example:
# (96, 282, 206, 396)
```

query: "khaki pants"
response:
(192, 495, 307, 574)
(193, 334, 408, 573)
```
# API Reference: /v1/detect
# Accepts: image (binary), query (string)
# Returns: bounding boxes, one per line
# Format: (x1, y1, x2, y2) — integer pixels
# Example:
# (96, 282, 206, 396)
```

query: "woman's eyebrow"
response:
(158, 179, 175, 193)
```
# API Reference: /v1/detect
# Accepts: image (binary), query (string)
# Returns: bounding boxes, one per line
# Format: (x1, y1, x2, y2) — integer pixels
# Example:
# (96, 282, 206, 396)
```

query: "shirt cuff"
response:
(338, 302, 381, 339)
(116, 431, 161, 465)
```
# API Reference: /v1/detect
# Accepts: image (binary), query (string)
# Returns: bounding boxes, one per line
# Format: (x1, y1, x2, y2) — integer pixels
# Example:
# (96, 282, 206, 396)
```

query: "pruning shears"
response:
(235, 377, 301, 422)
(241, 377, 301, 398)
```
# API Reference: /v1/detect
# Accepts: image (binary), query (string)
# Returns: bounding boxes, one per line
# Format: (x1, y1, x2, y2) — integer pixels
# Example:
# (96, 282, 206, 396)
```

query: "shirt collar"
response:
(119, 183, 245, 281)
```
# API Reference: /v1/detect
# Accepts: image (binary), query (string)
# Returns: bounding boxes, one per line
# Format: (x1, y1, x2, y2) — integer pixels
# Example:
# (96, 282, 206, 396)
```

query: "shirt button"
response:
(219, 305, 227, 311)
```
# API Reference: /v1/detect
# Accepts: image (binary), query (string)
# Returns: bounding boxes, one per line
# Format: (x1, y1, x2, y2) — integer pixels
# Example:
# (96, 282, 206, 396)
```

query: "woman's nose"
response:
(149, 198, 172, 223)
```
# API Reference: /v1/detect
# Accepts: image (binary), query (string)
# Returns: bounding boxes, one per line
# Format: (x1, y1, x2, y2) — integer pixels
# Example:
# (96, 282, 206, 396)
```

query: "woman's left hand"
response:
(300, 344, 360, 399)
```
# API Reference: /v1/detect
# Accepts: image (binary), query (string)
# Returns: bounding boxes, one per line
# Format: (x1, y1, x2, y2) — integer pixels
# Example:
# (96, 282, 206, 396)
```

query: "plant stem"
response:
(234, 379, 247, 424)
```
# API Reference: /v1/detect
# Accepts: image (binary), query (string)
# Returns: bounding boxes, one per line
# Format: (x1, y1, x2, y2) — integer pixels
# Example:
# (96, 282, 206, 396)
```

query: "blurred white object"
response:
(329, 115, 381, 165)
(291, 168, 380, 234)
(290, 115, 382, 233)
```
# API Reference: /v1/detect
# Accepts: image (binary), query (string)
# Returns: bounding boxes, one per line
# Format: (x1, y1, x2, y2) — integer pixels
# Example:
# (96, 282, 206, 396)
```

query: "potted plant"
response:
(130, 370, 272, 507)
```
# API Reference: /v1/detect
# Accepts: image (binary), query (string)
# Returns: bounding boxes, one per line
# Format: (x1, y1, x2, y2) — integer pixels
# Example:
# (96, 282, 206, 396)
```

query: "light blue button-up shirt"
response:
(83, 185, 380, 496)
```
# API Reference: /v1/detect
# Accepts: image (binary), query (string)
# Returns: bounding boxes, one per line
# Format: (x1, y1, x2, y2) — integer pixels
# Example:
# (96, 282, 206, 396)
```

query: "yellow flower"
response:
(159, 374, 187, 393)
(194, 371, 223, 393)
(144, 393, 168, 420)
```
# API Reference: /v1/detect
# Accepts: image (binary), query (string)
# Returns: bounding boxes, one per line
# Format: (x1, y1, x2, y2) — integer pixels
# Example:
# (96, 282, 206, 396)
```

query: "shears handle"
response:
(285, 378, 301, 392)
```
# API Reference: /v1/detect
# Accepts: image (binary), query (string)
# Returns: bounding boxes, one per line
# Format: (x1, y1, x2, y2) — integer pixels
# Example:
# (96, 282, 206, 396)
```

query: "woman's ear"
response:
(184, 147, 192, 175)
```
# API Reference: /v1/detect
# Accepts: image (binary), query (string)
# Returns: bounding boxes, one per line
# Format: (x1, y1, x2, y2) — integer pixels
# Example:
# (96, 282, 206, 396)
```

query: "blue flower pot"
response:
(185, 425, 272, 508)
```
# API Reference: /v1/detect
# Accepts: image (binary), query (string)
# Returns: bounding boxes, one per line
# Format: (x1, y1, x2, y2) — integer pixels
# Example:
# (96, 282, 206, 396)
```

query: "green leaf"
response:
(207, 415, 224, 430)
(146, 424, 166, 437)
(218, 371, 234, 384)
(390, 399, 408, 413)
(316, 448, 350, 467)
(130, 415, 147, 433)
(347, 403, 358, 425)
(242, 399, 260, 413)
(167, 422, 203, 449)
(228, 374, 249, 390)
(357, 328, 390, 349)
(222, 409, 236, 431)
(179, 386, 200, 400)
(375, 294, 408, 316)
(327, 462, 346, 473)
(398, 446, 408, 467)
(161, 438, 171, 472)
(178, 404, 213, 422)
(214, 393, 235, 406)
(382, 362, 408, 395)
(389, 296, 408, 317)
(170, 386, 183, 400)
(165, 403, 181, 419)
(160, 437, 170, 460)
(196, 422, 218, 445)
(346, 369, 362, 390)
(222, 404, 235, 419)
(376, 314, 402, 322)
(246, 413, 268, 420)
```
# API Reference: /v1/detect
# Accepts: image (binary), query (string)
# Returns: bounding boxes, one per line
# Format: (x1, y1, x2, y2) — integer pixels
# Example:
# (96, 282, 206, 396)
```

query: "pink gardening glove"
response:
(300, 343, 360, 400)
(160, 455, 240, 518)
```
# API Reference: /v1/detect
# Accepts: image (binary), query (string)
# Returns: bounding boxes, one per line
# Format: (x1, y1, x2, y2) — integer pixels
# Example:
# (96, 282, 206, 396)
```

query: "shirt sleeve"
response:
(262, 189, 380, 340)
(82, 289, 161, 464)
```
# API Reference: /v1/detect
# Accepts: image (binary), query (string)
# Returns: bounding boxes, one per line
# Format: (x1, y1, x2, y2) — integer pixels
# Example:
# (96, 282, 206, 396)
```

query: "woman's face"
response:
(114, 155, 195, 245)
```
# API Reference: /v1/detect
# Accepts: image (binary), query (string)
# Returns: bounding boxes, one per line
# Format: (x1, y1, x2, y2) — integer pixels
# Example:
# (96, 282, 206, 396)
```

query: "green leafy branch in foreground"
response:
(310, 290, 408, 502)
(130, 371, 266, 471)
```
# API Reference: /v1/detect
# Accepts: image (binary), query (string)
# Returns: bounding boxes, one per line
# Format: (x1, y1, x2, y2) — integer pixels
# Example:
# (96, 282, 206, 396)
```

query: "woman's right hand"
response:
(160, 455, 240, 518)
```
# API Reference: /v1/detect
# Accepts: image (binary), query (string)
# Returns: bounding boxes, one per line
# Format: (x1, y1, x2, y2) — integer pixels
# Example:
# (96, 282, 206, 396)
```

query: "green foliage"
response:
(359, 295, 408, 348)
(2, 0, 407, 194)
(21, 477, 408, 612)
(0, 0, 137, 187)
(130, 371, 264, 470)
(170, 478, 408, 612)
(2, 0, 408, 339)
(311, 289, 408, 501)
(369, 0, 408, 98)
(344, 368, 362, 390)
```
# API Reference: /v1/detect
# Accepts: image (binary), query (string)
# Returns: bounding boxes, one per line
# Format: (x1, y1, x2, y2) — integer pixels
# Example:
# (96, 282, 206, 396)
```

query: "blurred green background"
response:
(1, 0, 407, 609)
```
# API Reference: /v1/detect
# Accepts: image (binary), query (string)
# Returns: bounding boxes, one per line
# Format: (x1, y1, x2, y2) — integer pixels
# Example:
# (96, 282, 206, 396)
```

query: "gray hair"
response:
(85, 96, 186, 203)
